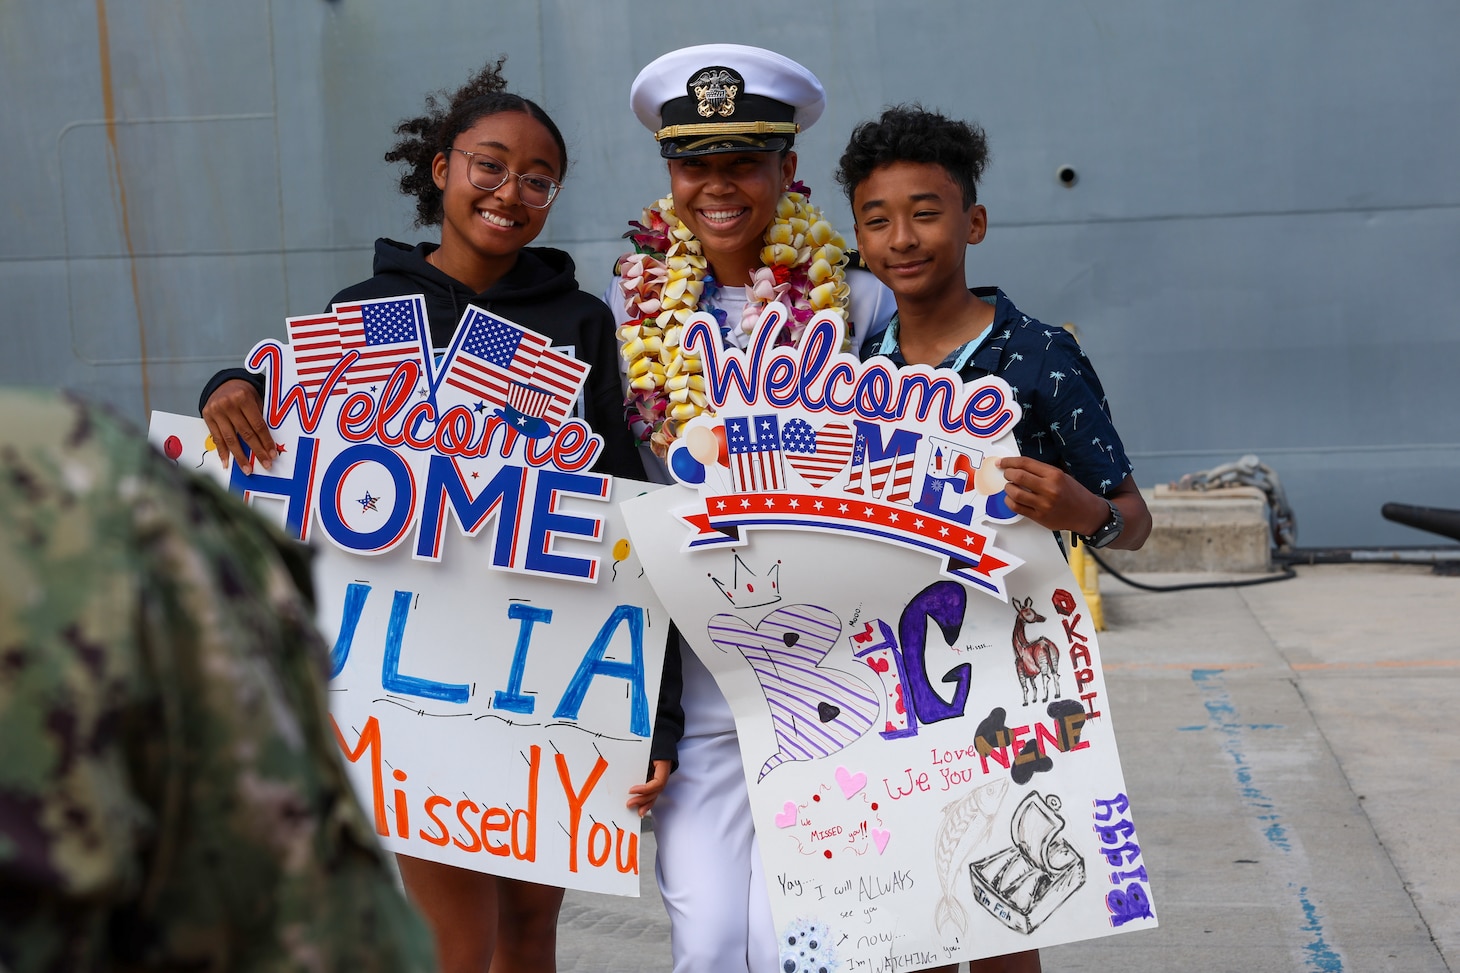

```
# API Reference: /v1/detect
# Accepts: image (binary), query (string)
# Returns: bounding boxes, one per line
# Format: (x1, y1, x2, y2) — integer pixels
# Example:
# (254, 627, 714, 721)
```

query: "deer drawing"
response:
(1011, 596, 1061, 705)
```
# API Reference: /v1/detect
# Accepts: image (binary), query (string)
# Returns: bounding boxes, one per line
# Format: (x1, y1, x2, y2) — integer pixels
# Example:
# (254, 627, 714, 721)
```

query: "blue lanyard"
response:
(877, 318, 993, 371)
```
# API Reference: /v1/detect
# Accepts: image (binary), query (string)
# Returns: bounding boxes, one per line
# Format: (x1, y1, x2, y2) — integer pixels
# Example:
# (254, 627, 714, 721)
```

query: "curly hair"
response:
(385, 57, 569, 227)
(835, 105, 989, 211)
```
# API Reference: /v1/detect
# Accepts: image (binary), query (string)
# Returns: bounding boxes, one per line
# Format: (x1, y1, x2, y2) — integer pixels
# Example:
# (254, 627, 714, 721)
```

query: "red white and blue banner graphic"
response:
(661, 303, 1024, 600)
(679, 490, 1015, 596)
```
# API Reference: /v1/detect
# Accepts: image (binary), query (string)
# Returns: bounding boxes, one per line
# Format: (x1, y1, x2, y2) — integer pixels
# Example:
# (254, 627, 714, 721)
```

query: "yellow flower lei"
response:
(616, 185, 851, 450)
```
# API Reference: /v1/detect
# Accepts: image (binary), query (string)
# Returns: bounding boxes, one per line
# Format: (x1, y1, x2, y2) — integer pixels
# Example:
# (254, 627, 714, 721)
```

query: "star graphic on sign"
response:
(764, 497, 776, 508)
(913, 518, 924, 529)
(370, 385, 379, 393)
(715, 500, 727, 511)
(788, 499, 799, 509)
(939, 526, 950, 537)
(863, 506, 875, 518)
(358, 491, 380, 512)
(888, 512, 900, 523)
(471, 472, 479, 480)
(473, 401, 488, 414)
(274, 442, 287, 454)
(963, 534, 976, 547)
(418, 386, 428, 398)
(813, 500, 824, 511)
(838, 503, 850, 513)
(740, 498, 752, 509)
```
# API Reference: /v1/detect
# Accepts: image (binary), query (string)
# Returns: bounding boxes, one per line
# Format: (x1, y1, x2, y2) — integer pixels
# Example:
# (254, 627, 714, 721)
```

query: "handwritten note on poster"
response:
(623, 304, 1157, 966)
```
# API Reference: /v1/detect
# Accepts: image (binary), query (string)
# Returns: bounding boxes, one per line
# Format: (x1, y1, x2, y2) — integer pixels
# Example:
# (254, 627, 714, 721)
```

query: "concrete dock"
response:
(556, 562, 1458, 972)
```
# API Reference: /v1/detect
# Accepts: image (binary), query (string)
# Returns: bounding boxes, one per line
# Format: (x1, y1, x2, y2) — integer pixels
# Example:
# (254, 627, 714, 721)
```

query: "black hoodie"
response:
(199, 238, 644, 481)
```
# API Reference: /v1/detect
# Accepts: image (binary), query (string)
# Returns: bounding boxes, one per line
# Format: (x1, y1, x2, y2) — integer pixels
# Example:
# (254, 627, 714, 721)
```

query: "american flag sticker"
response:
(436, 307, 548, 408)
(434, 306, 589, 434)
(285, 312, 347, 397)
(332, 295, 432, 391)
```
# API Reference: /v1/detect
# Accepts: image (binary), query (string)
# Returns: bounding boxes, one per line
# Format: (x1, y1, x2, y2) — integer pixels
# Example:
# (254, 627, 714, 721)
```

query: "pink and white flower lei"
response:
(614, 181, 851, 448)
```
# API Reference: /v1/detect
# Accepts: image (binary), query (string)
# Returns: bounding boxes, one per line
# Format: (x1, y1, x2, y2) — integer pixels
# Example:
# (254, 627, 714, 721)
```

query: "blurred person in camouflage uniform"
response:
(0, 388, 435, 972)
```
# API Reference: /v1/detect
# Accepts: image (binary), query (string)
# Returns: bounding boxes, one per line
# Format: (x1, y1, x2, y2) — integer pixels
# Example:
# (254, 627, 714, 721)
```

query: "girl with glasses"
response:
(197, 59, 646, 973)
(199, 59, 641, 487)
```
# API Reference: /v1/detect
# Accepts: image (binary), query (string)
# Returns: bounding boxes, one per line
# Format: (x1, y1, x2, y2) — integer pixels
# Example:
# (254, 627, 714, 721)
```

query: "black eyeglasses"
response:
(450, 148, 561, 209)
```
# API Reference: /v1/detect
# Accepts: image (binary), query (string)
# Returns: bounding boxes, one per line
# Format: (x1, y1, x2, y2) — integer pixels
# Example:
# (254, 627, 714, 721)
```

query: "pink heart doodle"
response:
(835, 765, 868, 799)
(775, 801, 798, 828)
(872, 828, 891, 854)
(782, 419, 855, 489)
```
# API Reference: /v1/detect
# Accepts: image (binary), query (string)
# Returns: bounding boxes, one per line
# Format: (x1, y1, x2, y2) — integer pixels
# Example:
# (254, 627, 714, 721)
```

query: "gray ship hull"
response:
(2, 0, 1455, 547)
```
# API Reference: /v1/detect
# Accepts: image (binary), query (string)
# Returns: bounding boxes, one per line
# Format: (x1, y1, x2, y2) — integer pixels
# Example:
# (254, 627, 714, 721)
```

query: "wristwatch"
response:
(1078, 498, 1124, 549)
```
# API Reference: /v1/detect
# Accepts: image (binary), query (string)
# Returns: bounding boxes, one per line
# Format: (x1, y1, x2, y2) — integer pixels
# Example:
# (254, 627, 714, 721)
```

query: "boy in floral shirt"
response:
(838, 106, 1151, 560)
(836, 104, 1151, 973)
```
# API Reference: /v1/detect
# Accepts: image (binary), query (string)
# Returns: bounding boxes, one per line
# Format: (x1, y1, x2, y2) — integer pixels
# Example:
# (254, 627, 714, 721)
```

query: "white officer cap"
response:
(629, 43, 827, 158)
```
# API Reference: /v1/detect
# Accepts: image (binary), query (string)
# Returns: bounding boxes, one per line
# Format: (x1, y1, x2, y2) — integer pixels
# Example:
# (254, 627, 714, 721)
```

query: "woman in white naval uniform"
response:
(606, 44, 895, 973)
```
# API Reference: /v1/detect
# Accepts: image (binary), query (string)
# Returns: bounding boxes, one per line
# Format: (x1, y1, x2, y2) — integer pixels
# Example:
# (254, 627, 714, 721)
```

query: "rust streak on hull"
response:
(95, 0, 151, 414)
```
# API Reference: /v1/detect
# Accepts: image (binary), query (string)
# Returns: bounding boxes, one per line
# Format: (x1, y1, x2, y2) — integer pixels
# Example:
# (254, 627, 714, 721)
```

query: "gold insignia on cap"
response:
(690, 68, 738, 118)
(655, 120, 800, 142)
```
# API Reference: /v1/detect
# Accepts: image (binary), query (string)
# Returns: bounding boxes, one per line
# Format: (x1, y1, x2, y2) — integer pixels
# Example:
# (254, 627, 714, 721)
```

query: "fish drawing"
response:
(933, 777, 1010, 938)
(707, 604, 879, 780)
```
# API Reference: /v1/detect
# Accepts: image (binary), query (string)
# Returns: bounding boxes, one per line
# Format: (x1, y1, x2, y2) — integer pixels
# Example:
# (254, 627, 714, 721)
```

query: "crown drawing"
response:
(710, 554, 783, 609)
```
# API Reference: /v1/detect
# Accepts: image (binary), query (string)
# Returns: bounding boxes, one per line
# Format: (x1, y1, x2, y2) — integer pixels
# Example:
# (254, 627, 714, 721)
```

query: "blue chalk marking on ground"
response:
(1297, 887, 1344, 972)
(1191, 669, 1343, 971)
(1177, 723, 1283, 731)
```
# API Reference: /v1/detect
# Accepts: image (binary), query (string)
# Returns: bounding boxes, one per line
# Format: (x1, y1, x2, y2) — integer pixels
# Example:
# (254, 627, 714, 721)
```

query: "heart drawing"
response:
(707, 604, 879, 780)
(835, 765, 868, 799)
(781, 419, 855, 489)
(775, 801, 798, 828)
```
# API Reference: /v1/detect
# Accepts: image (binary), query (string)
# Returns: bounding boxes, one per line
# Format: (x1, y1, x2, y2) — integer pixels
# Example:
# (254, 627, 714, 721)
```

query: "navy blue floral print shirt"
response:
(859, 287, 1134, 497)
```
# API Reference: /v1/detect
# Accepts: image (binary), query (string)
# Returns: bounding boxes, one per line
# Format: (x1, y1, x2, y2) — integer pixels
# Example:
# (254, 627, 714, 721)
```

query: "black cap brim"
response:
(660, 133, 794, 159)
